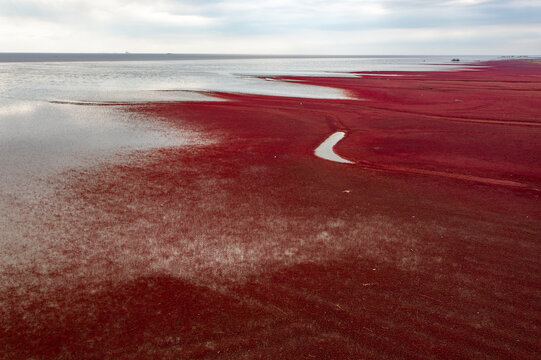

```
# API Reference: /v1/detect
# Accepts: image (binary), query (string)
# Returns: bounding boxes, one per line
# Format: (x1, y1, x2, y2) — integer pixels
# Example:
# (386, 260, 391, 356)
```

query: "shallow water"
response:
(0, 55, 497, 102)
(0, 101, 193, 187)
(314, 131, 354, 164)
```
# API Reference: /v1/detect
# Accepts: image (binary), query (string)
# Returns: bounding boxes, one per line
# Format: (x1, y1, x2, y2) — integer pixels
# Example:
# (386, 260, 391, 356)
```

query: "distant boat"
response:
(452, 58, 460, 62)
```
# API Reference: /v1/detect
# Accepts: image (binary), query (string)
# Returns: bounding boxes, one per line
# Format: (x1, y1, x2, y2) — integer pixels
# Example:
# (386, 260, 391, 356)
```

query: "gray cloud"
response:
(0, 0, 540, 53)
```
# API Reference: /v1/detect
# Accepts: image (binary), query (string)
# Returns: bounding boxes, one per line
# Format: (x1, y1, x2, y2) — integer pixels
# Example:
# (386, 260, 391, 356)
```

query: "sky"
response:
(0, 0, 540, 54)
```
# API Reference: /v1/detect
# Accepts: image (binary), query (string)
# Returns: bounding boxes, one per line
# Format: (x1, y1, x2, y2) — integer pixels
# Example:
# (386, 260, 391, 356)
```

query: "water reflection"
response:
(0, 56, 495, 104)
(0, 100, 199, 187)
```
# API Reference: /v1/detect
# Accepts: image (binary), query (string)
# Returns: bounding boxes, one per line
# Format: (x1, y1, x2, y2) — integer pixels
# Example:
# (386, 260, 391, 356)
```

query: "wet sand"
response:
(1, 60, 541, 359)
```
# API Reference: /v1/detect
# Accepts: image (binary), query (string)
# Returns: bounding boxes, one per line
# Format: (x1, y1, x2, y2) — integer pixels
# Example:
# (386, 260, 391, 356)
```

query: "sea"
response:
(0, 54, 499, 187)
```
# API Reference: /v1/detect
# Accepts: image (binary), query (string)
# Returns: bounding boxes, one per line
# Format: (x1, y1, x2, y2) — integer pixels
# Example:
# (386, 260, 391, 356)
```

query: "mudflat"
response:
(2, 60, 540, 359)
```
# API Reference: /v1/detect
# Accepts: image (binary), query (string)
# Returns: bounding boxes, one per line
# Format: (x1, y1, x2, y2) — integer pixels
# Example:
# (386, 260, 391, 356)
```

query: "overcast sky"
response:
(1, 0, 540, 54)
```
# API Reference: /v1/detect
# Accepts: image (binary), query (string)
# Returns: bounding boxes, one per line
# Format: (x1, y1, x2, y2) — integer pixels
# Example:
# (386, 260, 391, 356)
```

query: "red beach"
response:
(2, 60, 541, 359)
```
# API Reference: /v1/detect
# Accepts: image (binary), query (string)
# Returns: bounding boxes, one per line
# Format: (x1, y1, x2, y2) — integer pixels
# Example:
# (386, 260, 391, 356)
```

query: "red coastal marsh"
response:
(1, 60, 541, 359)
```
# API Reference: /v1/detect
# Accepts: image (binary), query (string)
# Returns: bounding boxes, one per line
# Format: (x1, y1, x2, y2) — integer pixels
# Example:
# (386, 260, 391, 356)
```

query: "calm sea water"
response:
(0, 54, 498, 187)
(0, 54, 498, 102)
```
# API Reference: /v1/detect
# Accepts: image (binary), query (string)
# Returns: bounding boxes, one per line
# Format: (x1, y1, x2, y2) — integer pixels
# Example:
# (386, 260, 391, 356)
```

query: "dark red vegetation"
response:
(2, 60, 541, 359)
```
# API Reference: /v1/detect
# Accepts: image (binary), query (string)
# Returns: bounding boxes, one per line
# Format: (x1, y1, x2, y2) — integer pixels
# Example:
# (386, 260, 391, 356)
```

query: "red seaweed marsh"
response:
(1, 60, 540, 359)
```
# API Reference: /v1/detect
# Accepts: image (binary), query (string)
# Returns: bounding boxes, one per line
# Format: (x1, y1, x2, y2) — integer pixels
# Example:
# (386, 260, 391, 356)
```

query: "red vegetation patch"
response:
(2, 60, 541, 359)
(282, 60, 541, 190)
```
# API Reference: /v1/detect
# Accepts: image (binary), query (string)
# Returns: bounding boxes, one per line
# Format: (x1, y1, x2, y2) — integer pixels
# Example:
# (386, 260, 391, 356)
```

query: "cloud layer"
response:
(1, 0, 540, 54)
